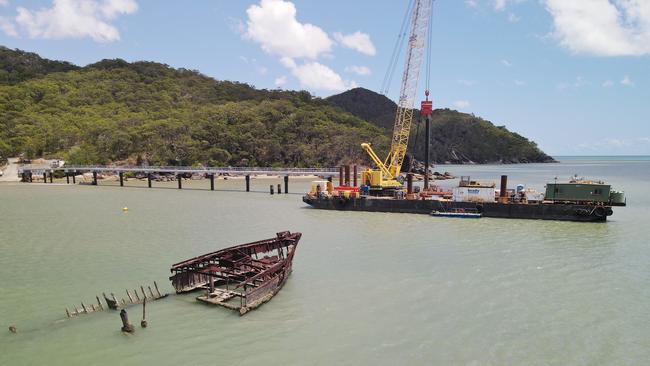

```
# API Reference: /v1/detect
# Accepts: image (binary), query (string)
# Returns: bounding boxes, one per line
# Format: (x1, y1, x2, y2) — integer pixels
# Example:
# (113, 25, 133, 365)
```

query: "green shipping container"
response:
(545, 183, 611, 203)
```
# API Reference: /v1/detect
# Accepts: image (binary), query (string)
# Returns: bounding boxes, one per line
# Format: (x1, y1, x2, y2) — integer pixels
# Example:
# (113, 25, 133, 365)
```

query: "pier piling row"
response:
(17, 165, 337, 193)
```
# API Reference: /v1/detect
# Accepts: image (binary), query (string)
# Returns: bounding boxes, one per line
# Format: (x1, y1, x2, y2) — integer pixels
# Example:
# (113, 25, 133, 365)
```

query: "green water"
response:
(1, 158, 649, 365)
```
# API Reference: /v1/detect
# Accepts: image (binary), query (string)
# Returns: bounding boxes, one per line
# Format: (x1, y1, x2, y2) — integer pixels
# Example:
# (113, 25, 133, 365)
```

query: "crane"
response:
(361, 0, 434, 192)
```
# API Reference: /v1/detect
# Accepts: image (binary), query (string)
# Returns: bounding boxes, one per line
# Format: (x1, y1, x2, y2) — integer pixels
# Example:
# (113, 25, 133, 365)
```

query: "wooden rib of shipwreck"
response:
(65, 282, 167, 318)
(169, 231, 301, 315)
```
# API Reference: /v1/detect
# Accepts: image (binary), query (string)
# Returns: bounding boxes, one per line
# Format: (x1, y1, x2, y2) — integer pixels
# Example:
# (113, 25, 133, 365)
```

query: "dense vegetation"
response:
(0, 48, 388, 167)
(328, 88, 555, 164)
(0, 47, 551, 167)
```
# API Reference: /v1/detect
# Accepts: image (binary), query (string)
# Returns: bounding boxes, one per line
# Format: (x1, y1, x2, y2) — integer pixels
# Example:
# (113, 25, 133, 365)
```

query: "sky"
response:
(0, 0, 648, 156)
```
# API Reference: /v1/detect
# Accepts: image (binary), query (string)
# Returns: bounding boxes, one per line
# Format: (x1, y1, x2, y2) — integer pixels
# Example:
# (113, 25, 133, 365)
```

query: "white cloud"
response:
(465, 0, 478, 8)
(501, 59, 513, 67)
(344, 65, 371, 76)
(458, 79, 477, 86)
(0, 0, 9, 7)
(334, 31, 376, 56)
(514, 79, 526, 86)
(575, 137, 650, 153)
(508, 12, 520, 22)
(0, 16, 17, 37)
(620, 75, 634, 86)
(494, 0, 507, 10)
(544, 0, 650, 56)
(557, 76, 587, 90)
(453, 100, 471, 109)
(290, 62, 356, 92)
(15, 0, 138, 42)
(274, 75, 287, 87)
(602, 80, 615, 87)
(245, 0, 333, 60)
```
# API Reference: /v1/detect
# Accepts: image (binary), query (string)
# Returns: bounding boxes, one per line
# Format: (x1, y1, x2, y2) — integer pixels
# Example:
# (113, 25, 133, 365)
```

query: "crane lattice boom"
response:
(363, 0, 433, 185)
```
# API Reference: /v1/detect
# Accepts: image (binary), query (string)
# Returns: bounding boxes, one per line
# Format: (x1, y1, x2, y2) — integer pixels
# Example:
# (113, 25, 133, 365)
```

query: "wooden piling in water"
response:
(140, 298, 147, 328)
(154, 282, 162, 297)
(43, 172, 47, 183)
(147, 173, 152, 188)
(119, 172, 124, 187)
(270, 185, 274, 195)
(245, 175, 250, 192)
(72, 172, 75, 184)
(277, 183, 282, 194)
(92, 172, 98, 186)
(209, 174, 215, 191)
(66, 173, 70, 184)
(120, 309, 134, 333)
(126, 289, 134, 303)
(177, 174, 182, 189)
(284, 175, 289, 194)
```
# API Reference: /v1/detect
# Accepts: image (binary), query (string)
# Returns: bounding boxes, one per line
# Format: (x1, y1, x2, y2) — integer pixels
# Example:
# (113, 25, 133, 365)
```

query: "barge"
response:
(169, 231, 301, 315)
(303, 174, 625, 222)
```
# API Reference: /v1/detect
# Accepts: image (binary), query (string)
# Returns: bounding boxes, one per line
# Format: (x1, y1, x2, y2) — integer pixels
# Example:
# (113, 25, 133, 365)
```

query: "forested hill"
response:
(327, 88, 555, 164)
(0, 48, 389, 167)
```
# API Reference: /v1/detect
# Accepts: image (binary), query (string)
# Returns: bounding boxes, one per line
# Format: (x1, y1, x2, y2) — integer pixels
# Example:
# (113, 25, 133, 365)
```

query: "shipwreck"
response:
(169, 231, 301, 315)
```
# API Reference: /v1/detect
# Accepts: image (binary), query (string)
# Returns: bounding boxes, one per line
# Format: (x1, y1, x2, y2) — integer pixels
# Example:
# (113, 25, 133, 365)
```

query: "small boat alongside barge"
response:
(169, 231, 301, 315)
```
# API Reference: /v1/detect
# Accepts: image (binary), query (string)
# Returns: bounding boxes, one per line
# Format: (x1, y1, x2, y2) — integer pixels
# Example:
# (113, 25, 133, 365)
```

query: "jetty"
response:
(16, 165, 338, 193)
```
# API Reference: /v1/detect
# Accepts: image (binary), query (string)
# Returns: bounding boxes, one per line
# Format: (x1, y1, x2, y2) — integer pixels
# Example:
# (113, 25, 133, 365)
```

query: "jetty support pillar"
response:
(92, 172, 98, 186)
(72, 172, 75, 184)
(66, 173, 70, 184)
(177, 174, 182, 189)
(49, 172, 53, 183)
(147, 174, 152, 188)
(284, 175, 289, 194)
(209, 174, 215, 191)
(119, 172, 124, 187)
(246, 175, 250, 192)
(43, 172, 47, 183)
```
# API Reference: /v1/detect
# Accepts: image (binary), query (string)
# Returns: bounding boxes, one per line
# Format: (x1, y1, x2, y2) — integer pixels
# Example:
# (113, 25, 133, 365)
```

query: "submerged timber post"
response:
(49, 172, 53, 183)
(277, 183, 282, 194)
(270, 185, 274, 195)
(209, 174, 215, 191)
(120, 309, 134, 333)
(245, 175, 250, 192)
(147, 173, 152, 188)
(72, 172, 75, 184)
(177, 174, 182, 189)
(284, 175, 289, 194)
(66, 173, 70, 184)
(140, 298, 147, 328)
(43, 172, 47, 183)
(119, 172, 124, 187)
(92, 171, 98, 186)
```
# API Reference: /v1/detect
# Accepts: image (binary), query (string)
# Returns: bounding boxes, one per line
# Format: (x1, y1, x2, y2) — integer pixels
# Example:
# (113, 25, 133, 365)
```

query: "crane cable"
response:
(380, 0, 414, 95)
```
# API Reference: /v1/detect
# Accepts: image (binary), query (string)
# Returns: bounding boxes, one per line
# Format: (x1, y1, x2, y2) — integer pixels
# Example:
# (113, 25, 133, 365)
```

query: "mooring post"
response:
(147, 174, 152, 188)
(270, 185, 274, 195)
(66, 173, 70, 184)
(209, 174, 215, 191)
(49, 172, 53, 183)
(245, 175, 250, 192)
(277, 183, 282, 194)
(92, 171, 98, 186)
(43, 172, 47, 183)
(284, 175, 289, 194)
(353, 165, 358, 187)
(339, 166, 344, 186)
(177, 174, 182, 189)
(119, 172, 124, 187)
(72, 172, 76, 184)
(345, 165, 351, 186)
(120, 309, 134, 333)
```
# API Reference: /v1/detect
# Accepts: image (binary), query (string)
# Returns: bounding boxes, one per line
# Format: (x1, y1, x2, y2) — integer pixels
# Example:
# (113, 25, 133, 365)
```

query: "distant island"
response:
(0, 46, 553, 167)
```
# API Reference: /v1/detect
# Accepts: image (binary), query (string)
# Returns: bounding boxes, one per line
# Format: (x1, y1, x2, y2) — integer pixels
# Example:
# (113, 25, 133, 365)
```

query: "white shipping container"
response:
(452, 187, 496, 203)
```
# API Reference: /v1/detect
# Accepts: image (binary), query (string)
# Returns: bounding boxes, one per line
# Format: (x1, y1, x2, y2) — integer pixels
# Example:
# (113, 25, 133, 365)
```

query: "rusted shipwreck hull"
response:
(169, 231, 301, 315)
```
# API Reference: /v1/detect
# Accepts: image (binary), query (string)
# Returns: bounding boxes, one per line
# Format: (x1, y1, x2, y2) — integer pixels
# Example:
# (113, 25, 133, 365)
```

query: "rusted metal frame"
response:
(232, 260, 287, 291)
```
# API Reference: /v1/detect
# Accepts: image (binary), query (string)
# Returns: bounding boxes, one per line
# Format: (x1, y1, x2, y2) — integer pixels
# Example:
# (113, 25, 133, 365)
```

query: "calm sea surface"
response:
(1, 157, 649, 365)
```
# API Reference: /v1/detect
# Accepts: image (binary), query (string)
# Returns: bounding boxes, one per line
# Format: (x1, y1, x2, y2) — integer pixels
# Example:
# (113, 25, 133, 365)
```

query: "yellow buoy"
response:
(122, 207, 129, 212)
